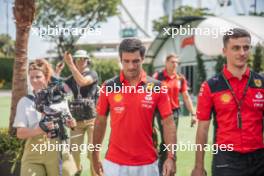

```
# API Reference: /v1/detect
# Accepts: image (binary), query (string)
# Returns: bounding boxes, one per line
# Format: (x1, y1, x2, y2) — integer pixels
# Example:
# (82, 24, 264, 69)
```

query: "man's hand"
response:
(66, 117, 76, 128)
(190, 114, 197, 127)
(92, 152, 104, 176)
(162, 158, 176, 176)
(64, 51, 74, 66)
(191, 167, 207, 176)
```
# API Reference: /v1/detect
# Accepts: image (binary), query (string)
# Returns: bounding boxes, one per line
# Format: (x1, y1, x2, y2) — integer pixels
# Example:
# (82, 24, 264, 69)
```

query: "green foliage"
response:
(0, 34, 15, 58)
(143, 63, 154, 75)
(0, 58, 14, 89)
(214, 55, 226, 74)
(252, 44, 264, 73)
(92, 59, 120, 84)
(196, 53, 206, 92)
(153, 6, 212, 32)
(0, 128, 24, 173)
(35, 0, 121, 58)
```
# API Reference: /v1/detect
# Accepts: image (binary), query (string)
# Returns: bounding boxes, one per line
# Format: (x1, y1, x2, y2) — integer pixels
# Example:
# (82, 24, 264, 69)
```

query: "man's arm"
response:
(182, 91, 195, 115)
(92, 115, 107, 176)
(191, 120, 210, 176)
(162, 115, 177, 176)
(182, 91, 197, 127)
(16, 126, 45, 139)
(64, 52, 94, 87)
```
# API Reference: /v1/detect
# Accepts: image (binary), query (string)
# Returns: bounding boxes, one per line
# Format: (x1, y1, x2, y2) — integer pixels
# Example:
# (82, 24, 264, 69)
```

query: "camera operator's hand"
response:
(66, 117, 77, 128)
(64, 51, 74, 66)
(39, 120, 55, 133)
(55, 61, 65, 76)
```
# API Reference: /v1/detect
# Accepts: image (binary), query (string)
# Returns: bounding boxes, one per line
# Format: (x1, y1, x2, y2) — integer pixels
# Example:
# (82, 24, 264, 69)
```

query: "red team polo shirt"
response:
(197, 66, 264, 153)
(153, 69, 188, 110)
(96, 70, 172, 165)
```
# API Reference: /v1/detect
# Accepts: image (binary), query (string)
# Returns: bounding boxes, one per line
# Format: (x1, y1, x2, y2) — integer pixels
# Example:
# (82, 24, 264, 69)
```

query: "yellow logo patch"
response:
(254, 79, 262, 87)
(114, 93, 123, 102)
(220, 93, 232, 104)
(146, 82, 154, 91)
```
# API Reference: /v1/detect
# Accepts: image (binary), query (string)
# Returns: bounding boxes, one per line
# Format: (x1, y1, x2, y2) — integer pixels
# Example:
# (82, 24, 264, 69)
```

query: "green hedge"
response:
(92, 59, 120, 85)
(0, 58, 14, 89)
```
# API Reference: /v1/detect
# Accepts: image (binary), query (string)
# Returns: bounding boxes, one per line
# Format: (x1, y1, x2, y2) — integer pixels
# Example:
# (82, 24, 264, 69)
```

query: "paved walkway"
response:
(0, 90, 11, 97)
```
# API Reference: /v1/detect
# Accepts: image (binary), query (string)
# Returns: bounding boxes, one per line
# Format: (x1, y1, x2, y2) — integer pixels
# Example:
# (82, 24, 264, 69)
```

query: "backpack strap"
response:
(25, 94, 35, 102)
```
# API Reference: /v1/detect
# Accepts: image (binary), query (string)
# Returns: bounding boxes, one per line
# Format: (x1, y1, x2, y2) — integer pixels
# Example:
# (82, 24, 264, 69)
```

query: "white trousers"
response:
(103, 159, 160, 176)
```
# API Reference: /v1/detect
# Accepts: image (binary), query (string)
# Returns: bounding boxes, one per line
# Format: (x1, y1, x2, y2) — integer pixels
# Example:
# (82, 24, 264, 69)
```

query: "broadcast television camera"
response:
(34, 81, 71, 140)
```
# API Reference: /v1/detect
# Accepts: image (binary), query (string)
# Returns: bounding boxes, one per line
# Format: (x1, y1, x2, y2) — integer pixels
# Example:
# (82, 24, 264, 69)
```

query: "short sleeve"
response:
(96, 83, 109, 116)
(83, 70, 98, 83)
(13, 97, 29, 128)
(196, 81, 213, 121)
(157, 91, 172, 119)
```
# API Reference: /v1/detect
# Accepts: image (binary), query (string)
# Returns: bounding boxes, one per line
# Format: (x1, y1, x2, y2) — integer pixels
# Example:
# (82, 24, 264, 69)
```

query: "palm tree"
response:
(9, 0, 36, 135)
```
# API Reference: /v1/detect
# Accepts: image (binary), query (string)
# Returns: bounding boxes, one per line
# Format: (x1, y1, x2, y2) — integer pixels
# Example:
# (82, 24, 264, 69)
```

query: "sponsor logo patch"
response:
(113, 93, 123, 103)
(220, 93, 232, 103)
(254, 79, 262, 87)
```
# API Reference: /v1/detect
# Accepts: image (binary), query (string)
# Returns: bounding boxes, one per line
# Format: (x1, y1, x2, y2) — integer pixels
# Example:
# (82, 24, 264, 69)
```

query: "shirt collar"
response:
(120, 69, 147, 84)
(223, 65, 250, 80)
(163, 69, 177, 79)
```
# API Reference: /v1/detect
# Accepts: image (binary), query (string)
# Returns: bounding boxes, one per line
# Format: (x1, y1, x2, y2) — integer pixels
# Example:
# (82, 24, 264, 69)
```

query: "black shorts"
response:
(212, 149, 264, 176)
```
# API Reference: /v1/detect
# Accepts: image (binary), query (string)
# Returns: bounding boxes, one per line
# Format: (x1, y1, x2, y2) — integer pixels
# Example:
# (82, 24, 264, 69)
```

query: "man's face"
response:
(223, 37, 251, 68)
(121, 51, 143, 80)
(74, 58, 87, 71)
(166, 57, 179, 72)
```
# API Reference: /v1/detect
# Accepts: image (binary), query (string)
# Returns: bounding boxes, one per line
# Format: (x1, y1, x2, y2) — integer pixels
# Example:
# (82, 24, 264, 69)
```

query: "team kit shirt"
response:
(153, 69, 188, 110)
(197, 66, 264, 153)
(97, 70, 172, 165)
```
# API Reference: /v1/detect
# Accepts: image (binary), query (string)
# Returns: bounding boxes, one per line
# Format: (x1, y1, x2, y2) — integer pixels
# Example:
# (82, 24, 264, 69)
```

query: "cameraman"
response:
(13, 59, 77, 176)
(62, 50, 98, 176)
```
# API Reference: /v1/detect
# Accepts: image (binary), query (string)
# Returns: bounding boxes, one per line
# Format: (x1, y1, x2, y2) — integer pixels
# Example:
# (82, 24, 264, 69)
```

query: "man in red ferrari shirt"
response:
(153, 54, 196, 173)
(92, 38, 177, 176)
(192, 28, 264, 176)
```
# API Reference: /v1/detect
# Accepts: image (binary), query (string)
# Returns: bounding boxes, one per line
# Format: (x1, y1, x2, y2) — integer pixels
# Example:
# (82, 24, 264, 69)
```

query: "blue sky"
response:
(0, 0, 263, 59)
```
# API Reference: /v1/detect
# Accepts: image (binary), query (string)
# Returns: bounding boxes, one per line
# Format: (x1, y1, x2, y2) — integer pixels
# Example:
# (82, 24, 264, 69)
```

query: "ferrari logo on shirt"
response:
(254, 79, 262, 87)
(220, 93, 232, 104)
(114, 93, 123, 102)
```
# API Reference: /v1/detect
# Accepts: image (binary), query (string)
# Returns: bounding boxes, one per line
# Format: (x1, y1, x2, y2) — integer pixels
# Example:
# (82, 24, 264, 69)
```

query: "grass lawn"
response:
(1, 96, 214, 176)
(0, 96, 11, 128)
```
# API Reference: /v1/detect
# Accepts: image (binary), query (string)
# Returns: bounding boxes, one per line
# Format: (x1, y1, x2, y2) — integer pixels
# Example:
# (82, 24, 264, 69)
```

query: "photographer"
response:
(60, 50, 98, 176)
(13, 59, 77, 176)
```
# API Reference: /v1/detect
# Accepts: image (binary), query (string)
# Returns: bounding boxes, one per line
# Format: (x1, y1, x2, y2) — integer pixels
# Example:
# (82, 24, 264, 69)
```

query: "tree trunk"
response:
(9, 0, 35, 135)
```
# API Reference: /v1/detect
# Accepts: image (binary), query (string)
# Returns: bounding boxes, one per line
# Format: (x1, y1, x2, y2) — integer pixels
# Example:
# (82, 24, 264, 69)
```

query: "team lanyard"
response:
(221, 71, 252, 128)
